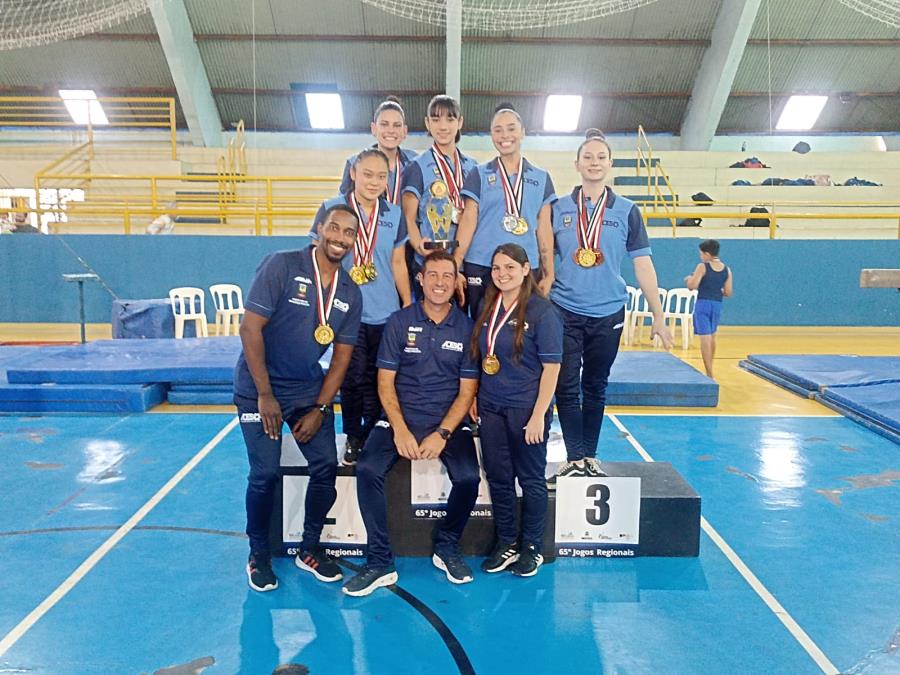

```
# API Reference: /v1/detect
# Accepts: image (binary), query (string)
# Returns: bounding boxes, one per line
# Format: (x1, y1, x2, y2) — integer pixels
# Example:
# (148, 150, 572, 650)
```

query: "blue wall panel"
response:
(2, 235, 898, 325)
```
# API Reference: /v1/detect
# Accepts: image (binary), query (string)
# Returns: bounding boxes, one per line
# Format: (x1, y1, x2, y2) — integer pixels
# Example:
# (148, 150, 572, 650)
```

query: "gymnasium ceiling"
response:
(0, 0, 898, 137)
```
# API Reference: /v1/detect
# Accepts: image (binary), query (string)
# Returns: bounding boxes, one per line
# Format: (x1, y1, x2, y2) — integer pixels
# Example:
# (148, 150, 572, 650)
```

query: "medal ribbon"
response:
(388, 153, 404, 204)
(431, 146, 463, 209)
(311, 246, 339, 327)
(576, 186, 608, 251)
(486, 294, 519, 357)
(349, 193, 379, 267)
(496, 156, 524, 217)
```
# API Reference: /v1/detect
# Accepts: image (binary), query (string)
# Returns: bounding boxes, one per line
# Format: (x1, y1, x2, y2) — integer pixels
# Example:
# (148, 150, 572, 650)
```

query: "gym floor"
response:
(0, 325, 897, 674)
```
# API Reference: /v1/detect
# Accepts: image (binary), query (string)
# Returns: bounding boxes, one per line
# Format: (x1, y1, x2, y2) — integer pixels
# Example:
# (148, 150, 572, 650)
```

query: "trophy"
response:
(423, 180, 458, 251)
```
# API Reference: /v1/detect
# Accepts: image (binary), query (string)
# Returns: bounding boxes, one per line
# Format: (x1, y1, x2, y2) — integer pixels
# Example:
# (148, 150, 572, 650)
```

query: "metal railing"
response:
(636, 124, 680, 235)
(0, 96, 178, 160)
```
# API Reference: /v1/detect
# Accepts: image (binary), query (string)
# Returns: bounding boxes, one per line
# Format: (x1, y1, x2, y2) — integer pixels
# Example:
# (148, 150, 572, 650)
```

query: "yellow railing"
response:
(0, 96, 178, 160)
(636, 125, 680, 235)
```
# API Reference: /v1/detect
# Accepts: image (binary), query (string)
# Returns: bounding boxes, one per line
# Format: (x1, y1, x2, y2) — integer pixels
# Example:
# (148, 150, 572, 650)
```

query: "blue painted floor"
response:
(0, 413, 897, 674)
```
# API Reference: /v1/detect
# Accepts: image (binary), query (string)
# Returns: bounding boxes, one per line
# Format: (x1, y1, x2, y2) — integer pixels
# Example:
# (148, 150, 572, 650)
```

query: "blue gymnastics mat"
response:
(742, 354, 900, 393)
(5, 337, 241, 385)
(0, 382, 166, 413)
(818, 383, 900, 444)
(607, 352, 718, 406)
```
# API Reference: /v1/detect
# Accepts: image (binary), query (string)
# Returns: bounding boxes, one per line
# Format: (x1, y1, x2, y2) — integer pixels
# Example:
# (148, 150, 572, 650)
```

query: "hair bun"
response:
(584, 128, 605, 140)
(384, 95, 402, 104)
(494, 102, 516, 114)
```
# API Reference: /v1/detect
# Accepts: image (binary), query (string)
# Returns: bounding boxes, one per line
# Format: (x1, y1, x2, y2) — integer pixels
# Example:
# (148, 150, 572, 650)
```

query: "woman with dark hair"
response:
(314, 148, 412, 465)
(455, 104, 557, 316)
(548, 129, 673, 489)
(339, 97, 417, 205)
(402, 94, 478, 294)
(469, 243, 563, 577)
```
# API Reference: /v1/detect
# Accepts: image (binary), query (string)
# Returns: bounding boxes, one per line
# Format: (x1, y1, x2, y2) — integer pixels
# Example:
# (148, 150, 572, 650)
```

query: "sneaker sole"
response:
(511, 555, 544, 578)
(341, 571, 399, 597)
(432, 554, 473, 584)
(246, 565, 278, 592)
(481, 553, 519, 573)
(295, 555, 343, 582)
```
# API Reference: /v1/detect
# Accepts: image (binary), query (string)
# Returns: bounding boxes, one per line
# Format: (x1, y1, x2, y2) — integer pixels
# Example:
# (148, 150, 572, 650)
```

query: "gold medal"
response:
(314, 324, 335, 345)
(365, 262, 378, 281)
(482, 354, 501, 375)
(576, 247, 597, 268)
(593, 248, 605, 266)
(350, 265, 368, 285)
(430, 180, 448, 198)
(512, 217, 529, 235)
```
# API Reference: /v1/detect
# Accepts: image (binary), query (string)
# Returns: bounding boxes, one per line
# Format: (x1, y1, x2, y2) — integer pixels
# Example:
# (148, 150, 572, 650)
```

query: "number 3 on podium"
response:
(585, 483, 611, 526)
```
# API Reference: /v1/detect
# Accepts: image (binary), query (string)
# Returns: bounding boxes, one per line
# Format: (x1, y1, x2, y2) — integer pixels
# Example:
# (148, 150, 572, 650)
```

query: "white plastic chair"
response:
(623, 285, 638, 345)
(209, 283, 245, 336)
(629, 288, 668, 345)
(168, 287, 208, 339)
(664, 287, 698, 349)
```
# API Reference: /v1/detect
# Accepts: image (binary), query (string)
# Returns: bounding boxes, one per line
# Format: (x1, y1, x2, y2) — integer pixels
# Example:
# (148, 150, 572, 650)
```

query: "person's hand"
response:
(258, 392, 282, 440)
(394, 426, 420, 460)
(524, 413, 545, 445)
(537, 275, 554, 297)
(469, 399, 479, 424)
(455, 271, 467, 306)
(683, 275, 692, 284)
(292, 408, 324, 444)
(651, 315, 675, 349)
(418, 432, 446, 460)
(416, 238, 432, 257)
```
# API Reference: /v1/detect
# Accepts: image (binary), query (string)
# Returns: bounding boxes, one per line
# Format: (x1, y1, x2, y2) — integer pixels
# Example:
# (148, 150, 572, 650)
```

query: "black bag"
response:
(743, 206, 770, 228)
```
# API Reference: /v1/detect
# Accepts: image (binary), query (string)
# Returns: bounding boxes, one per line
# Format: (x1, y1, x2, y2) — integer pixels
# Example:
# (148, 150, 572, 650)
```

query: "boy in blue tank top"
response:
(684, 239, 733, 379)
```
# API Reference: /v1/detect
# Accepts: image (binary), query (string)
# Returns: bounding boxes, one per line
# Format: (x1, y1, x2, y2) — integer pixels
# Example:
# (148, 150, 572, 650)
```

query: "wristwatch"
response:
(437, 427, 452, 441)
(316, 404, 331, 415)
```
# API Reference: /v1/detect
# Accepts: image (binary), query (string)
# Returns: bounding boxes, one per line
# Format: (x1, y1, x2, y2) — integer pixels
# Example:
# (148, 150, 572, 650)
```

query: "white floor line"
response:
(607, 414, 839, 675)
(0, 416, 239, 658)
(607, 412, 840, 418)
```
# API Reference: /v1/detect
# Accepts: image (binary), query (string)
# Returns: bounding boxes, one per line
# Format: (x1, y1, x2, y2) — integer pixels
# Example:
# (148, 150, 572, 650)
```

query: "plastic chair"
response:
(623, 285, 638, 345)
(664, 288, 698, 348)
(629, 288, 668, 345)
(209, 283, 245, 336)
(168, 287, 208, 339)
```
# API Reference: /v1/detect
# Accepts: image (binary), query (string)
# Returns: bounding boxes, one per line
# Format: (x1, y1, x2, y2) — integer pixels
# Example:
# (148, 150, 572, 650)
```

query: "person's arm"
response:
(723, 268, 734, 297)
(291, 342, 354, 443)
(453, 198, 479, 305)
(536, 202, 555, 296)
(419, 378, 478, 459)
(633, 255, 675, 349)
(239, 310, 282, 440)
(392, 245, 412, 307)
(377, 368, 420, 459)
(402, 192, 427, 256)
(684, 263, 706, 290)
(524, 364, 561, 445)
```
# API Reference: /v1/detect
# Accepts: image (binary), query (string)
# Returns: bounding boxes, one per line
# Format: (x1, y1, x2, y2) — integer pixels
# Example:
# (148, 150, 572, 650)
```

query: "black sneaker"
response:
(583, 457, 608, 477)
(481, 541, 519, 573)
(547, 460, 586, 490)
(342, 565, 398, 597)
(247, 552, 278, 592)
(510, 543, 544, 577)
(295, 547, 343, 582)
(342, 436, 363, 466)
(432, 551, 474, 584)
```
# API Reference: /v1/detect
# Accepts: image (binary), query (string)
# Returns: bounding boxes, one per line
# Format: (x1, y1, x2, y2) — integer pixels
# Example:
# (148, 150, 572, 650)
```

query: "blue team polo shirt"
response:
(477, 294, 563, 409)
(401, 148, 478, 265)
(313, 195, 408, 325)
(339, 146, 418, 201)
(376, 302, 480, 429)
(234, 246, 363, 402)
(550, 187, 652, 319)
(460, 158, 556, 268)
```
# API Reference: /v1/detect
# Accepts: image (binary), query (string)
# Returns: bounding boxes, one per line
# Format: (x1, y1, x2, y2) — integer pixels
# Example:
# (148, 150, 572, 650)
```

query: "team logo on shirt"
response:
(487, 174, 497, 186)
(603, 219, 619, 229)
(404, 332, 421, 354)
(293, 275, 312, 284)
(563, 215, 573, 227)
(433, 167, 442, 177)
(441, 340, 464, 352)
(333, 298, 349, 313)
(240, 413, 261, 423)
(297, 283, 308, 298)
(507, 318, 530, 331)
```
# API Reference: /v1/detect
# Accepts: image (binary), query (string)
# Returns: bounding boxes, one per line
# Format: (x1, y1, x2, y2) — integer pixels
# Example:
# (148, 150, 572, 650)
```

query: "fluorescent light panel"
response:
(305, 93, 344, 129)
(776, 95, 827, 131)
(59, 89, 108, 125)
(543, 95, 582, 132)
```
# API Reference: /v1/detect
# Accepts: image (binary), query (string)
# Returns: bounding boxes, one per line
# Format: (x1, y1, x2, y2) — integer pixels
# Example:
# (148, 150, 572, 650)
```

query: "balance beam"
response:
(860, 269, 900, 289)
